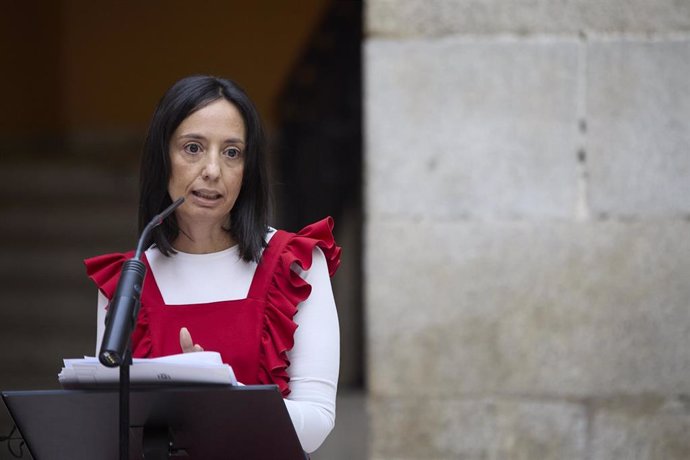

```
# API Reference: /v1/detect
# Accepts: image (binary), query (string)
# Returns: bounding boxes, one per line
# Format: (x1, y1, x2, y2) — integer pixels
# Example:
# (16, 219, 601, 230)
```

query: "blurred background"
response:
(0, 1, 364, 458)
(2, 1, 690, 459)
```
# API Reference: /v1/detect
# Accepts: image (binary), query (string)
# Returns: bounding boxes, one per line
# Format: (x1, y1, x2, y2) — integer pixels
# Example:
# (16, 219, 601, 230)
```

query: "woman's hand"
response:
(179, 327, 204, 353)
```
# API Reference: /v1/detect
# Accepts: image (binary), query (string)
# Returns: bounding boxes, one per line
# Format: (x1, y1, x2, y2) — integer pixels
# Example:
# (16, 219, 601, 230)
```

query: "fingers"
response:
(179, 327, 204, 353)
(179, 327, 194, 352)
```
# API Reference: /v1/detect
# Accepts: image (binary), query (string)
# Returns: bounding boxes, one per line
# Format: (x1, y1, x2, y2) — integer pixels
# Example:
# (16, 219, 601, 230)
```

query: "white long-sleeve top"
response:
(95, 230, 339, 453)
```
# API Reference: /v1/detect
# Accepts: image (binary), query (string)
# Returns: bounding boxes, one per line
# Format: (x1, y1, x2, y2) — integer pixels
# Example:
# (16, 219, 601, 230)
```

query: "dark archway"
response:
(273, 1, 363, 388)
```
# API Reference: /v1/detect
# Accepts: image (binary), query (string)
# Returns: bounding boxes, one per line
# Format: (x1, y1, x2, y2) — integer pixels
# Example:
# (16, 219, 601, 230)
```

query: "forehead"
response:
(175, 98, 246, 139)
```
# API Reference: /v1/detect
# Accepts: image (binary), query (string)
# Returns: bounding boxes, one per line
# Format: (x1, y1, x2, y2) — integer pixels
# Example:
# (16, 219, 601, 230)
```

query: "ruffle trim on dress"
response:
(83, 217, 342, 392)
(257, 217, 341, 397)
(84, 252, 133, 299)
(84, 251, 152, 357)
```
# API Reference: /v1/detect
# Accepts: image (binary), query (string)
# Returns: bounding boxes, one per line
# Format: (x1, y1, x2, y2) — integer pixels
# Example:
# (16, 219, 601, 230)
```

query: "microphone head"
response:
(165, 197, 185, 217)
(135, 197, 186, 259)
(99, 350, 122, 367)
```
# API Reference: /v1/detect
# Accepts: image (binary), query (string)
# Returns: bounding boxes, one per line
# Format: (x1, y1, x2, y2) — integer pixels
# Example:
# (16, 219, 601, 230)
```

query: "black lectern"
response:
(2, 384, 305, 460)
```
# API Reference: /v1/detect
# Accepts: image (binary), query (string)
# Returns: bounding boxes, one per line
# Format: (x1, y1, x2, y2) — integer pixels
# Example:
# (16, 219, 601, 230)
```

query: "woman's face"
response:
(167, 98, 246, 232)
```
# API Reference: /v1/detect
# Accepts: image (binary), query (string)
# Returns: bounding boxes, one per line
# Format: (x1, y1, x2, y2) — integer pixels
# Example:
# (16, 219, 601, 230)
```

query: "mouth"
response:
(192, 190, 223, 200)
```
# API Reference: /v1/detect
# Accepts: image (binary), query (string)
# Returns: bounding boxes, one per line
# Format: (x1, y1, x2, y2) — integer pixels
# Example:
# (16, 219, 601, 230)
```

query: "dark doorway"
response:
(273, 1, 363, 388)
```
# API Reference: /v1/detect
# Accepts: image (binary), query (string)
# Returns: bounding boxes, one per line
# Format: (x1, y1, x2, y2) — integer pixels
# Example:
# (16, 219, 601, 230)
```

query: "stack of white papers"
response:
(58, 352, 237, 387)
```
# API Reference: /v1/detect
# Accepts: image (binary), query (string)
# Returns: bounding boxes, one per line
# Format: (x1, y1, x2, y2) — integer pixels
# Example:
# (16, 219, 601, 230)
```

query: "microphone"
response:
(98, 197, 185, 367)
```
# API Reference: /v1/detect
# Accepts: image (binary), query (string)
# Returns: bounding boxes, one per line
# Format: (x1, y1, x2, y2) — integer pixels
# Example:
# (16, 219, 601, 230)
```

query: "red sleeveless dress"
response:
(84, 218, 340, 397)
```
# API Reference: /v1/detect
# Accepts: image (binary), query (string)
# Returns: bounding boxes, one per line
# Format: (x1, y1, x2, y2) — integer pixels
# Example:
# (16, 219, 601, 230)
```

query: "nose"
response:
(201, 153, 221, 181)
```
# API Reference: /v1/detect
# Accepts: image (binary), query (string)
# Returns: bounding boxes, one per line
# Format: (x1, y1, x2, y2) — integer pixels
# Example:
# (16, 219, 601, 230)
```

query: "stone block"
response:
(587, 39, 690, 216)
(366, 38, 579, 220)
(590, 397, 690, 459)
(366, 0, 690, 37)
(369, 397, 586, 459)
(365, 220, 690, 397)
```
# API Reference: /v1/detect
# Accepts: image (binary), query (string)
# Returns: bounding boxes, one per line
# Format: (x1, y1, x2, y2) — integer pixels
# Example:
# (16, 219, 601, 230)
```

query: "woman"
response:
(84, 75, 341, 454)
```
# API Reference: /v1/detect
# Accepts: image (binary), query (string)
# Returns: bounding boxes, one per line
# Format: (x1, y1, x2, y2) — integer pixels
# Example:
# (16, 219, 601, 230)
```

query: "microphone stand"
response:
(119, 349, 131, 460)
(98, 197, 184, 460)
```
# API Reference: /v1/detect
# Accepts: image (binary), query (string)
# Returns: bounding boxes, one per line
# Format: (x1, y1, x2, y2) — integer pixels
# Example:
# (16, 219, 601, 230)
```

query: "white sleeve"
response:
(96, 291, 108, 354)
(283, 247, 340, 453)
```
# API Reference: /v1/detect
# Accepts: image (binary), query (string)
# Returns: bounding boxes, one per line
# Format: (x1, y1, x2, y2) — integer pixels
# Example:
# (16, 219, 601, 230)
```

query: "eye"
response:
(183, 142, 202, 155)
(223, 147, 242, 159)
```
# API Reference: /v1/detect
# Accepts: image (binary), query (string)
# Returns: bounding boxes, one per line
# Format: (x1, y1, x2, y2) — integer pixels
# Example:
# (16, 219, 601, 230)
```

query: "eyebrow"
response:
(178, 133, 246, 145)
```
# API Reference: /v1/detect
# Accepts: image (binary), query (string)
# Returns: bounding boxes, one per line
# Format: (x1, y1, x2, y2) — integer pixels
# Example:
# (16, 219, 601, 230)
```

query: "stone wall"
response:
(364, 1, 690, 458)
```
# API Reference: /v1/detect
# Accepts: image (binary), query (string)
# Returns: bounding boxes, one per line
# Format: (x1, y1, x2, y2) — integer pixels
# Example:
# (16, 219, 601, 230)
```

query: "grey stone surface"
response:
(590, 397, 690, 459)
(366, 38, 580, 220)
(365, 220, 690, 398)
(369, 397, 586, 459)
(587, 39, 690, 216)
(365, 2, 690, 459)
(366, 0, 690, 37)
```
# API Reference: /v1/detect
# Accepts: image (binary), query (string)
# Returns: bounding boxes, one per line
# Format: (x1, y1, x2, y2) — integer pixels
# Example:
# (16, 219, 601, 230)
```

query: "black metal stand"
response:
(119, 349, 131, 460)
(97, 198, 185, 459)
(120, 350, 179, 460)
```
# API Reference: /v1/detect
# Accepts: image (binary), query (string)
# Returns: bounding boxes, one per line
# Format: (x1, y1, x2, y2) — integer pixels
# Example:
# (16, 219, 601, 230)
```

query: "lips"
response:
(192, 189, 222, 200)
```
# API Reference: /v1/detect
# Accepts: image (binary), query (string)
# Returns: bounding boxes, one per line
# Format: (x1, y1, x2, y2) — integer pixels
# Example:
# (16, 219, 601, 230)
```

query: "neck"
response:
(172, 225, 235, 254)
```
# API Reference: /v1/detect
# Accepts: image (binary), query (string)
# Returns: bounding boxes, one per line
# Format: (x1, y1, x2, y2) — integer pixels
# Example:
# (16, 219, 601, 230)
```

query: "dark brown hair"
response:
(139, 75, 269, 262)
